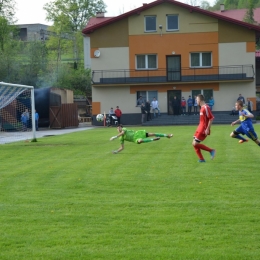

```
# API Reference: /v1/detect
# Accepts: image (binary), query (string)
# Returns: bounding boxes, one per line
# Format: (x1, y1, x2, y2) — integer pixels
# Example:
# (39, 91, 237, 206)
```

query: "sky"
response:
(15, 0, 215, 25)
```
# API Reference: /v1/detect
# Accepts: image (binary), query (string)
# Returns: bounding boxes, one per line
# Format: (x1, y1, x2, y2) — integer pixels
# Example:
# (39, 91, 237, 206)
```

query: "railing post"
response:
(92, 71, 94, 84)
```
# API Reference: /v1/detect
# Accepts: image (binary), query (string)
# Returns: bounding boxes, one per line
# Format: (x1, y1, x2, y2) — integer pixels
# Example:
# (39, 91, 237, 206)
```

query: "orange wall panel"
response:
(92, 102, 101, 115)
(91, 48, 99, 58)
(246, 42, 255, 53)
(129, 32, 219, 70)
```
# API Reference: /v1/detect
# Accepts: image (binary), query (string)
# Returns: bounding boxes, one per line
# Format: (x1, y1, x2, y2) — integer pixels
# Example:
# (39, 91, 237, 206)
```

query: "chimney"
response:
(220, 4, 225, 12)
(143, 3, 147, 6)
(96, 12, 105, 18)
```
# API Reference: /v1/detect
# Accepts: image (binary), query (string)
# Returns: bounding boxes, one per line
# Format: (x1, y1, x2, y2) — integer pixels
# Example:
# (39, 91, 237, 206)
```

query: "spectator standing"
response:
(151, 97, 160, 118)
(136, 96, 145, 107)
(172, 96, 180, 115)
(181, 97, 186, 115)
(193, 95, 198, 115)
(237, 94, 245, 104)
(145, 100, 152, 121)
(208, 96, 215, 111)
(35, 110, 39, 131)
(187, 96, 193, 115)
(141, 103, 147, 124)
(21, 112, 27, 131)
(114, 106, 122, 125)
(246, 98, 253, 113)
(24, 109, 29, 128)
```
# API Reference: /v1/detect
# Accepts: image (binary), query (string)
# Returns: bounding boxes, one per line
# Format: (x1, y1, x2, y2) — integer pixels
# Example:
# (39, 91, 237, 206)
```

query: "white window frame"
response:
(136, 54, 158, 70)
(144, 16, 157, 32)
(137, 91, 158, 104)
(166, 14, 179, 31)
(190, 52, 212, 68)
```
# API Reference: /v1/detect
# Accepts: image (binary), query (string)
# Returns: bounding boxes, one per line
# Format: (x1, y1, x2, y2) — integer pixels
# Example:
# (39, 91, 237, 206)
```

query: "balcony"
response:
(92, 65, 254, 85)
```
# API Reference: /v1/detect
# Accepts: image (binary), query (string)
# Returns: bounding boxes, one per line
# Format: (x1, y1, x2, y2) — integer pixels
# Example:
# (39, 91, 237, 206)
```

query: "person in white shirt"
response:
(151, 97, 160, 118)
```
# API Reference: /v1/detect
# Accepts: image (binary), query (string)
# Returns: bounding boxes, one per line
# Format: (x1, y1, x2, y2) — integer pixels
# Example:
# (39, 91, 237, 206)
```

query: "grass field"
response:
(1, 125, 260, 259)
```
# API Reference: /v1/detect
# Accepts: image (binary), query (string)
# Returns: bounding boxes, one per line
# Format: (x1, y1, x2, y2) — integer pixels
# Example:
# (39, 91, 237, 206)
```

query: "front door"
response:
(167, 90, 182, 115)
(167, 55, 181, 81)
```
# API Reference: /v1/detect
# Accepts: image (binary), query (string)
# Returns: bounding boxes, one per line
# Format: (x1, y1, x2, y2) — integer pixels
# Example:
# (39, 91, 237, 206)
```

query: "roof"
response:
(213, 8, 260, 24)
(82, 0, 260, 35)
(84, 17, 114, 29)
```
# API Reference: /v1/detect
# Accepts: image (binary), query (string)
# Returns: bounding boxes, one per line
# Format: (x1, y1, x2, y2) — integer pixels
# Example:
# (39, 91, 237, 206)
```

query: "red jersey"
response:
(114, 108, 122, 117)
(196, 104, 214, 135)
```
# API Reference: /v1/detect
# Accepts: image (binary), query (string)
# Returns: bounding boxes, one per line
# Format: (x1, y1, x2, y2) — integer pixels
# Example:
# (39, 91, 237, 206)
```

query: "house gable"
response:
(90, 18, 129, 48)
(129, 2, 218, 35)
(218, 20, 256, 43)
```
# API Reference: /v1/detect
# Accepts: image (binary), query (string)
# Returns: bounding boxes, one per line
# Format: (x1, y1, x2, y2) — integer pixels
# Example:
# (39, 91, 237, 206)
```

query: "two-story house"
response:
(82, 0, 260, 125)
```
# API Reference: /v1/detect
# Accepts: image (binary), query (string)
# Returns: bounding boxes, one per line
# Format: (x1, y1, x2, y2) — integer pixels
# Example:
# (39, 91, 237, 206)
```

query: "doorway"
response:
(167, 90, 182, 115)
(166, 55, 181, 81)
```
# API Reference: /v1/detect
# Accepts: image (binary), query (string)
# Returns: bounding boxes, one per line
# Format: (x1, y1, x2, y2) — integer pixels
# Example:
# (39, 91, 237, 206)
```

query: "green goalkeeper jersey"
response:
(119, 128, 146, 144)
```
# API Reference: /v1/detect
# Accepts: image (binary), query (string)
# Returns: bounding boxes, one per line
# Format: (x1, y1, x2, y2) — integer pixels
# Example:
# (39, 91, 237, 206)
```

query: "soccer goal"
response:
(0, 82, 36, 144)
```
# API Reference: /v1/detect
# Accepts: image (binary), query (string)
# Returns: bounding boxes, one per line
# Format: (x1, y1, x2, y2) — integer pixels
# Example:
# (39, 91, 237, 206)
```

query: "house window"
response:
(136, 91, 158, 104)
(145, 16, 156, 32)
(192, 89, 213, 103)
(166, 15, 179, 31)
(136, 54, 157, 69)
(190, 52, 212, 67)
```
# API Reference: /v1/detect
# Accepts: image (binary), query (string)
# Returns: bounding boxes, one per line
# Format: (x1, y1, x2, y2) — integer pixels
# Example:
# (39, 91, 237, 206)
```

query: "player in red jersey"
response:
(192, 94, 216, 162)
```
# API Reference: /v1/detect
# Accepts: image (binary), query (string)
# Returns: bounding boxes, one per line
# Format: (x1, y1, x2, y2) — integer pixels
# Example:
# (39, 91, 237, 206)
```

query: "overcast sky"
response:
(15, 0, 215, 25)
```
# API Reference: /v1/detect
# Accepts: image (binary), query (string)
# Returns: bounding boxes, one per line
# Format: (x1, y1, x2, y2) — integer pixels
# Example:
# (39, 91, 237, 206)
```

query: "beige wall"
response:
(219, 42, 255, 66)
(129, 2, 218, 35)
(93, 86, 143, 114)
(216, 82, 256, 111)
(91, 47, 129, 71)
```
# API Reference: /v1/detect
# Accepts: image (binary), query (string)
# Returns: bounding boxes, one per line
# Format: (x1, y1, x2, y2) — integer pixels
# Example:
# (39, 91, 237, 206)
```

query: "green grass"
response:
(1, 125, 260, 259)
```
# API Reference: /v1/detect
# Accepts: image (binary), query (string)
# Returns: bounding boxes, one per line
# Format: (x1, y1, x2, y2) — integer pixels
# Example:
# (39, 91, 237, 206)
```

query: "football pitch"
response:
(1, 125, 260, 259)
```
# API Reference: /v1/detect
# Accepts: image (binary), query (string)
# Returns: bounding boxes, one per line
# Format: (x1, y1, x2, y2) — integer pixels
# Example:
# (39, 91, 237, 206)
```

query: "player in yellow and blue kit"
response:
(230, 100, 260, 146)
(110, 124, 173, 153)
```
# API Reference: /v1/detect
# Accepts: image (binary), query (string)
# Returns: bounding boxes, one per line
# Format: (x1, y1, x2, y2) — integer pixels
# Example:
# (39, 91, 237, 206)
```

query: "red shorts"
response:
(193, 130, 207, 142)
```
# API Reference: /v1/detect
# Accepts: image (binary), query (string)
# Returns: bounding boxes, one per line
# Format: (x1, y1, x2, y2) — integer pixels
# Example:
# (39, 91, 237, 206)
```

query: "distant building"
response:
(15, 23, 49, 41)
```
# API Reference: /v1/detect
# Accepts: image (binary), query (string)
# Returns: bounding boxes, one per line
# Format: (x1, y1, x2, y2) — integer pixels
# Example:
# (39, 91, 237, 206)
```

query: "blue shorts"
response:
(235, 124, 258, 141)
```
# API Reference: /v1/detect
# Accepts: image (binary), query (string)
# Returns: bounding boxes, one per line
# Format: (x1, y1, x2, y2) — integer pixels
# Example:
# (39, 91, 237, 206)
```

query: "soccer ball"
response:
(96, 114, 104, 122)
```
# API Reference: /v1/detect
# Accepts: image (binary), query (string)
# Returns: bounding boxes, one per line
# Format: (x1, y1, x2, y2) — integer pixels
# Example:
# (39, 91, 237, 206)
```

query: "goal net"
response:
(0, 82, 36, 144)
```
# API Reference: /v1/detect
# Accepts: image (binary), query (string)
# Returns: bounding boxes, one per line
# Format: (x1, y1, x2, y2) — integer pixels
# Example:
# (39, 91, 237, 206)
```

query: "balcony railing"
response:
(92, 65, 254, 85)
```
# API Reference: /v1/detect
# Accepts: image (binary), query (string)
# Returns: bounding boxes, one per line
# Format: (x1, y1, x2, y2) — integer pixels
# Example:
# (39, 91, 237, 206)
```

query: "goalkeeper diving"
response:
(110, 124, 173, 154)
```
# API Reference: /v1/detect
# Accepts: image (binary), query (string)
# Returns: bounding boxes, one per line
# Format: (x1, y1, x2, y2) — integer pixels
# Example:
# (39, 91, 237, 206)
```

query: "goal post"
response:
(0, 82, 37, 144)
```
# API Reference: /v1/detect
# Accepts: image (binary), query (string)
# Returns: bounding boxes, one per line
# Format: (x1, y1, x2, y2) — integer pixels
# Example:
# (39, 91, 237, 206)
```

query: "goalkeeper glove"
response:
(110, 136, 118, 141)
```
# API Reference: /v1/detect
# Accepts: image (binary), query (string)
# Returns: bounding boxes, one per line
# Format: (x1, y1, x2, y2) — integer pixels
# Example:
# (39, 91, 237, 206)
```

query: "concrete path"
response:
(0, 123, 95, 144)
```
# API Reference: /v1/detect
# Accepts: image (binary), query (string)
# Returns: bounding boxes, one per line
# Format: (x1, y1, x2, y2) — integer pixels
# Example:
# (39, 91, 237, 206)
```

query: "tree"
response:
(44, 0, 106, 32)
(0, 16, 11, 51)
(0, 0, 16, 22)
(243, 0, 256, 24)
(201, 0, 211, 9)
(53, 64, 92, 95)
